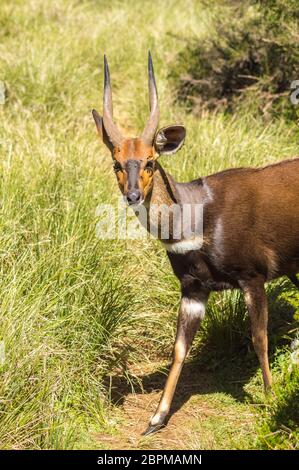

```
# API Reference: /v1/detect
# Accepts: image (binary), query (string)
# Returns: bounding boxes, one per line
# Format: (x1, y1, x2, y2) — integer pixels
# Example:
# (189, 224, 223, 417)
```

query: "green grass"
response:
(255, 351, 299, 449)
(0, 0, 298, 449)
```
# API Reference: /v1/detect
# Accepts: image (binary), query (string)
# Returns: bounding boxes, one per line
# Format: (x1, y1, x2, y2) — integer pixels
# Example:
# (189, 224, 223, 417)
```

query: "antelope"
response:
(92, 52, 299, 435)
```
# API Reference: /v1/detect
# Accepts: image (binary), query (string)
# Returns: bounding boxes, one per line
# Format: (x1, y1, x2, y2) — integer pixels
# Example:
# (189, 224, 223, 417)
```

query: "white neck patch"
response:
(161, 235, 203, 254)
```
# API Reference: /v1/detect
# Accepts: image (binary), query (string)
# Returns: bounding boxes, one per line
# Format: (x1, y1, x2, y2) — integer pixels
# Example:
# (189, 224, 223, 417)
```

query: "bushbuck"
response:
(92, 52, 299, 435)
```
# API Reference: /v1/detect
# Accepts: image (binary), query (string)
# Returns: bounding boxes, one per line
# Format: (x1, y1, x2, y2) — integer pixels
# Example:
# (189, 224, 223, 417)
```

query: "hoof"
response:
(141, 422, 165, 436)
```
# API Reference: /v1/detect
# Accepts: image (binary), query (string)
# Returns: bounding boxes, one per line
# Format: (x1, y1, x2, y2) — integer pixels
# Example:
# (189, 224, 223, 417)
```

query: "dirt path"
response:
(97, 361, 257, 450)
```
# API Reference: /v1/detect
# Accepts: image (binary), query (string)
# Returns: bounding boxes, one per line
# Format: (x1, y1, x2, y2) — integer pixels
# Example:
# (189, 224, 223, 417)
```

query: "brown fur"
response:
(140, 157, 299, 434)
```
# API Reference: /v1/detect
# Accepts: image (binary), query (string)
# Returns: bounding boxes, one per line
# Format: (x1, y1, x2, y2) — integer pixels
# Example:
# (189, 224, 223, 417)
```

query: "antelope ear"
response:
(154, 125, 186, 155)
(92, 109, 114, 153)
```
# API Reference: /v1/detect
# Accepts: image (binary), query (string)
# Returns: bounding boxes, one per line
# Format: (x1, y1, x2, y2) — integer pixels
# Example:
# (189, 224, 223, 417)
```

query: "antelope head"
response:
(92, 52, 186, 205)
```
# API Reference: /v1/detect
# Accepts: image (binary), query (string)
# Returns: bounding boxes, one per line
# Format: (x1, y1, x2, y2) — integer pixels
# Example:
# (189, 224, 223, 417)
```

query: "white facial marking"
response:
(181, 297, 206, 320)
(162, 236, 203, 254)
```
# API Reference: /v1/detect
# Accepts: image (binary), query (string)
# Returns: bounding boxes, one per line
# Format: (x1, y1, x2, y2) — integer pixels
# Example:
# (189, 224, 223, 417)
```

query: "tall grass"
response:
(0, 0, 298, 448)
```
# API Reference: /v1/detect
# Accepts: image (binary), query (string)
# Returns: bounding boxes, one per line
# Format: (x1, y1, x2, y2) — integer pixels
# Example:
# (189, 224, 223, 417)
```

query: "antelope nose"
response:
(126, 190, 141, 205)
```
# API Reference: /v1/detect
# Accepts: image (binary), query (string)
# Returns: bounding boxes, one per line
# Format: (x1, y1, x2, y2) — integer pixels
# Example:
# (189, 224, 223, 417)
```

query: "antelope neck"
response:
(144, 162, 206, 249)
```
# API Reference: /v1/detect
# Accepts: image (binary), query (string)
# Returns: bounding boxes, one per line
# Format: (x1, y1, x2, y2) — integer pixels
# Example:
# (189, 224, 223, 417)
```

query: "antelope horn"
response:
(102, 55, 124, 147)
(141, 51, 160, 146)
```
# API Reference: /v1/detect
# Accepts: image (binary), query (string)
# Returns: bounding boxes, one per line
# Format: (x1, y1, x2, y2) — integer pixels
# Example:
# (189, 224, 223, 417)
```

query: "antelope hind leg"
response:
(241, 278, 272, 391)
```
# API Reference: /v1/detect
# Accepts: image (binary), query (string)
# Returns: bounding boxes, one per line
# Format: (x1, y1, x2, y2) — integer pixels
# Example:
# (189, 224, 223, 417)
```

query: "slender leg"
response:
(142, 286, 209, 436)
(240, 278, 272, 390)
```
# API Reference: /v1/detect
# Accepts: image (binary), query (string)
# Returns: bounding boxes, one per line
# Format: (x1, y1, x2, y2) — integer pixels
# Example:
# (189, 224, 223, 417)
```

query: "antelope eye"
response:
(113, 162, 123, 172)
(145, 160, 154, 172)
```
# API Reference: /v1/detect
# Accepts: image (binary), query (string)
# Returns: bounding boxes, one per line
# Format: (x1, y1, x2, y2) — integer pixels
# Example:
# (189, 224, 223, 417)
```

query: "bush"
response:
(170, 0, 299, 120)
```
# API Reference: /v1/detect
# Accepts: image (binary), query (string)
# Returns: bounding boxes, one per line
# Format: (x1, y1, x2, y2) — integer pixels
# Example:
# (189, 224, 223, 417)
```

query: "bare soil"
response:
(96, 360, 257, 450)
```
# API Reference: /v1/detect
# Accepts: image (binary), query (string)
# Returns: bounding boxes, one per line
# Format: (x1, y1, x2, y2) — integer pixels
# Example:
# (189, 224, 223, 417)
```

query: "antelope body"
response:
(92, 52, 299, 435)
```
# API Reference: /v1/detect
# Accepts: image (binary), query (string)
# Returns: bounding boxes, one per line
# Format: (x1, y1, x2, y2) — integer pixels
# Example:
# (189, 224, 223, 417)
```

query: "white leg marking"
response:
(150, 401, 169, 425)
(150, 413, 162, 425)
(181, 297, 206, 320)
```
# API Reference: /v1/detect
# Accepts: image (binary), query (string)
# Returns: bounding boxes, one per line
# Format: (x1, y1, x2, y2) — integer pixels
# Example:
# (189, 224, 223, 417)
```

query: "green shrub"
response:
(170, 0, 299, 119)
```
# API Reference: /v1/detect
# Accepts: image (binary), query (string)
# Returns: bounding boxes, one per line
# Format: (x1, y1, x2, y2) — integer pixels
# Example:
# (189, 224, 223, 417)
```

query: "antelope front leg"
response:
(240, 278, 272, 390)
(142, 288, 209, 436)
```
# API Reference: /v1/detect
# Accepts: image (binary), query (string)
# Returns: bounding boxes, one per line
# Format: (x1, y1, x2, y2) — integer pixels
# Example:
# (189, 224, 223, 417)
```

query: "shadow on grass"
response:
(104, 279, 297, 425)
